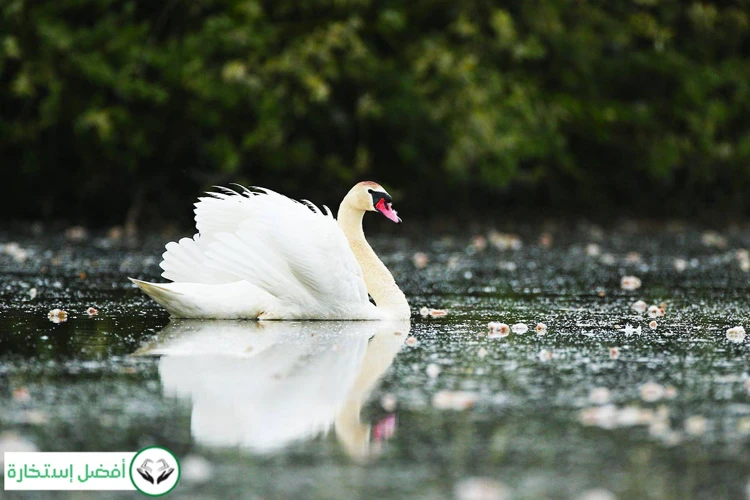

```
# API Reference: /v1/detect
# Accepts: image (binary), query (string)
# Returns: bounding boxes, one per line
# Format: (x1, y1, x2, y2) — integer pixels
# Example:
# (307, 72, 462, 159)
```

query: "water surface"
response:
(1, 225, 749, 499)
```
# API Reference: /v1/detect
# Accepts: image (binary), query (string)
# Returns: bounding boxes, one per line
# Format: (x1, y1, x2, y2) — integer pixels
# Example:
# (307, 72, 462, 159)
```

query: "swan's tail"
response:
(129, 278, 275, 319)
(130, 278, 179, 304)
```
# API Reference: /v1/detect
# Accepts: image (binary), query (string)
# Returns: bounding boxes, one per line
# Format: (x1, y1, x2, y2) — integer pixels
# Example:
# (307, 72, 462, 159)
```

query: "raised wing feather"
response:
(160, 187, 370, 311)
(160, 236, 237, 284)
(258, 190, 366, 297)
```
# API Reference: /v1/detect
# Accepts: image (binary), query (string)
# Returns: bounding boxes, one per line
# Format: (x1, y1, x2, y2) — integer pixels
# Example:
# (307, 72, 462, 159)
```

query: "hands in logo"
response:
(136, 459, 175, 485)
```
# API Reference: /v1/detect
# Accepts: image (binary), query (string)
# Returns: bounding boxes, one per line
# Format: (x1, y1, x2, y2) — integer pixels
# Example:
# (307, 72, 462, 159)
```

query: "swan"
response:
(130, 181, 410, 320)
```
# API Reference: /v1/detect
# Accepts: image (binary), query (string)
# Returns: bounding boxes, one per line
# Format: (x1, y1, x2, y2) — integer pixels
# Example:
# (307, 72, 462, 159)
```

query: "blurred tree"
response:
(1, 0, 749, 225)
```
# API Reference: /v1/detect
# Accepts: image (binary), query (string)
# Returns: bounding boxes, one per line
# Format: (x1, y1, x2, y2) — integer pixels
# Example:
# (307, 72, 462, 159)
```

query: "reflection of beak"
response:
(375, 199, 402, 224)
(372, 413, 397, 443)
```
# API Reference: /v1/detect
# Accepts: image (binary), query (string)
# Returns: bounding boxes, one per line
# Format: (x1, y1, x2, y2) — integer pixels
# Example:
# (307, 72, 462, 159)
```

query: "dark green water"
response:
(0, 224, 749, 499)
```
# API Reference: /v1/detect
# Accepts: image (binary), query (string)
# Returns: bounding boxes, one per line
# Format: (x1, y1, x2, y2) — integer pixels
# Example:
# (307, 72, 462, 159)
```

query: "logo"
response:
(129, 447, 180, 496)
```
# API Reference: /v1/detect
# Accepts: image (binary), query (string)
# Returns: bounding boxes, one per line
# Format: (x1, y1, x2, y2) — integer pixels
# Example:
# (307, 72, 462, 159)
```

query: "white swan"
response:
(130, 181, 410, 320)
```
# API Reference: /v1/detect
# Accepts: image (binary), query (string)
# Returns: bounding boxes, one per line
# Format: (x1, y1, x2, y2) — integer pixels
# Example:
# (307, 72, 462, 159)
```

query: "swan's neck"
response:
(337, 202, 410, 320)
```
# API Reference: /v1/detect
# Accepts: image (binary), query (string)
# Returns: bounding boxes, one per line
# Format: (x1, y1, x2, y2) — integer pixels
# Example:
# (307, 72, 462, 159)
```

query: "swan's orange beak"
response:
(375, 198, 401, 224)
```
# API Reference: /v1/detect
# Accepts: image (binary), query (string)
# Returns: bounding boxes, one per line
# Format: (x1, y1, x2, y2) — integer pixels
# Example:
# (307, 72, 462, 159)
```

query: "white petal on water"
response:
(433, 391, 478, 411)
(600, 253, 616, 265)
(412, 252, 429, 269)
(499, 261, 517, 272)
(632, 300, 647, 313)
(589, 387, 610, 405)
(47, 309, 69, 323)
(625, 252, 641, 263)
(538, 232, 553, 248)
(664, 385, 678, 399)
(640, 382, 665, 402)
(576, 488, 617, 500)
(428, 309, 448, 317)
(673, 258, 688, 272)
(64, 226, 89, 242)
(488, 323, 510, 338)
(585, 243, 601, 257)
(511, 323, 528, 334)
(618, 406, 649, 426)
(454, 477, 510, 500)
(538, 349, 553, 362)
(0, 432, 38, 468)
(380, 393, 397, 412)
(471, 235, 488, 252)
(487, 231, 522, 251)
(2, 242, 29, 263)
(684, 415, 707, 436)
(579, 405, 618, 428)
(180, 455, 214, 484)
(727, 326, 747, 343)
(701, 230, 727, 248)
(620, 276, 642, 290)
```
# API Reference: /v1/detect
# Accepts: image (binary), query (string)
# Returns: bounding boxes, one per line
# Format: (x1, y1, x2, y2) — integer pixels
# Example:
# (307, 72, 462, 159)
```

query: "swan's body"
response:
(131, 182, 410, 320)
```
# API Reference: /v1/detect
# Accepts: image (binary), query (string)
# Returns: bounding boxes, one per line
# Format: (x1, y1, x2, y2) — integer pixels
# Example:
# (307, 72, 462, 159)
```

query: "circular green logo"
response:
(129, 446, 181, 496)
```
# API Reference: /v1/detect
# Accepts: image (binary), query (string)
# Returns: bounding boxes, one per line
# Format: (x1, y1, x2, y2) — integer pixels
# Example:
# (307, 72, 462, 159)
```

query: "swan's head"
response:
(348, 181, 401, 223)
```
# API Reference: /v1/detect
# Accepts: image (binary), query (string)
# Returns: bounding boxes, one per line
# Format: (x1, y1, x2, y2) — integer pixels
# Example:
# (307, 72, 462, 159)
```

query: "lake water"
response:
(1, 223, 749, 499)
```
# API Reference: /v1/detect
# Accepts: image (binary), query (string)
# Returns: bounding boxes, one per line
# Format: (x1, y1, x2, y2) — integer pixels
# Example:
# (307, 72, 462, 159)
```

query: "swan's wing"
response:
(161, 187, 370, 309)
(159, 235, 238, 284)
(205, 188, 370, 306)
(160, 188, 254, 284)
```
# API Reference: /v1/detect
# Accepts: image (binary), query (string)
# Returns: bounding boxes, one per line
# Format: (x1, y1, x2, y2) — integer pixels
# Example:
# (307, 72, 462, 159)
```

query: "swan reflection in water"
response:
(135, 320, 410, 461)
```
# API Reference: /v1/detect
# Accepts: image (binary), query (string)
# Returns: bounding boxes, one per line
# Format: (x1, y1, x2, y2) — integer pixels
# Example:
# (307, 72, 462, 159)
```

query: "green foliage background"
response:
(1, 0, 750, 223)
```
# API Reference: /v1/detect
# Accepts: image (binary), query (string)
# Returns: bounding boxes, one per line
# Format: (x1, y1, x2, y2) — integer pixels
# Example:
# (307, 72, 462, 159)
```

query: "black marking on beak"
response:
(368, 188, 392, 207)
